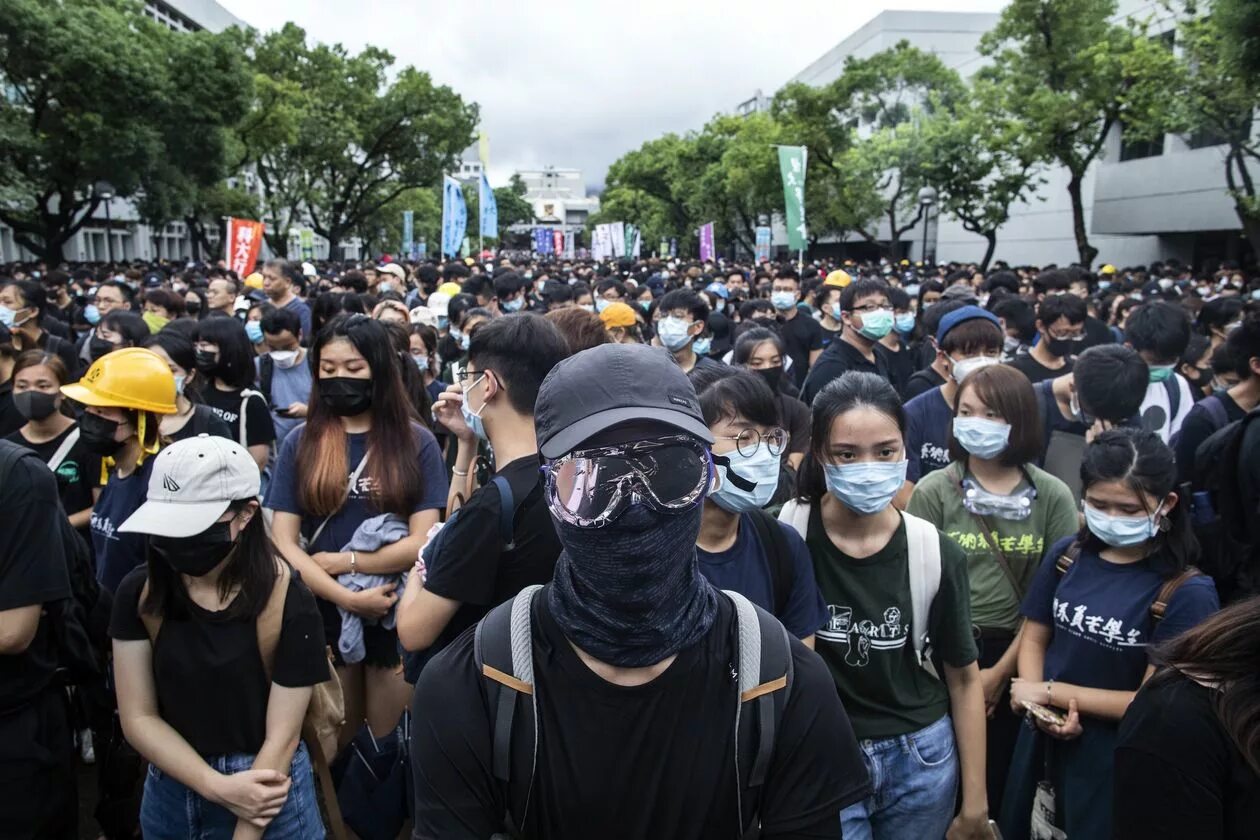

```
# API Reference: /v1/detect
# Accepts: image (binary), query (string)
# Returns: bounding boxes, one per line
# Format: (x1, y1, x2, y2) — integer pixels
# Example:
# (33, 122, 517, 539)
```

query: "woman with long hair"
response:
(110, 436, 328, 839)
(999, 428, 1220, 840)
(141, 331, 234, 443)
(781, 372, 990, 840)
(266, 314, 447, 748)
(193, 317, 274, 471)
(1115, 595, 1260, 838)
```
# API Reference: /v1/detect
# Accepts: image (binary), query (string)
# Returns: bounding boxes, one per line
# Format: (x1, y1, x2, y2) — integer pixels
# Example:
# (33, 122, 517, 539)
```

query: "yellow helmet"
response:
(437, 282, 462, 297)
(62, 347, 177, 415)
(244, 272, 264, 289)
(824, 269, 852, 288)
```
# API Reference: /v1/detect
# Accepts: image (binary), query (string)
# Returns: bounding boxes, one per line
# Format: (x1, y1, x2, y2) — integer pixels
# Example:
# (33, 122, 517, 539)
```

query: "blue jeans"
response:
(140, 740, 324, 839)
(840, 714, 959, 840)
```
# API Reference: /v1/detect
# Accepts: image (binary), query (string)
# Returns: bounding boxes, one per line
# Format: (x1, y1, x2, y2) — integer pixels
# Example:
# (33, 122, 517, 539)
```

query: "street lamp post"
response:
(94, 181, 116, 264)
(916, 186, 937, 265)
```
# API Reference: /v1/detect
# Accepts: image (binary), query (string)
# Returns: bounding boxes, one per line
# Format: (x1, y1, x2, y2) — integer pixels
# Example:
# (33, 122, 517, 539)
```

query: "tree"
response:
(978, 0, 1179, 266)
(1214, 0, 1260, 85)
(494, 174, 534, 233)
(0, 0, 250, 261)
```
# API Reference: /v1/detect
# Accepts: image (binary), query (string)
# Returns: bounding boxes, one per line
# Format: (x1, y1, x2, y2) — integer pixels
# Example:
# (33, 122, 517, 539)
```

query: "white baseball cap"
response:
(119, 434, 261, 538)
(427, 291, 451, 317)
(409, 305, 438, 328)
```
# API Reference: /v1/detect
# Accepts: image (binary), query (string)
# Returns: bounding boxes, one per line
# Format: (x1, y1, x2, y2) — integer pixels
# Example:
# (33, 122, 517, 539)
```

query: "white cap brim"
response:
(118, 498, 232, 538)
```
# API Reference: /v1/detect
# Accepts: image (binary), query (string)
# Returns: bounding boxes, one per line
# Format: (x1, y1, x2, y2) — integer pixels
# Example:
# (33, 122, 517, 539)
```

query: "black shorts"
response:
(318, 597, 402, 669)
(0, 689, 77, 839)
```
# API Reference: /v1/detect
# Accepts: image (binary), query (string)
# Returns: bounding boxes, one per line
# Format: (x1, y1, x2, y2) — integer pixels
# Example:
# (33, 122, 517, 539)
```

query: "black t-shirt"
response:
(1115, 671, 1260, 840)
(1174, 393, 1245, 485)
(5, 424, 100, 517)
(883, 339, 916, 398)
(108, 566, 328, 756)
(35, 331, 80, 379)
(410, 590, 870, 840)
(1007, 351, 1072, 385)
(1238, 409, 1260, 543)
(1082, 315, 1114, 350)
(201, 386, 275, 449)
(166, 404, 235, 444)
(902, 367, 946, 402)
(778, 312, 824, 387)
(800, 338, 894, 405)
(0, 447, 72, 711)
(820, 324, 841, 349)
(420, 455, 561, 665)
(0, 380, 23, 439)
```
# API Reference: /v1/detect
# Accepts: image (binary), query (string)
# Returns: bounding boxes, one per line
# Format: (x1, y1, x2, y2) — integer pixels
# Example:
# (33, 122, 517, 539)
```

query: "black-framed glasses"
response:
(713, 427, 788, 458)
(850, 303, 889, 314)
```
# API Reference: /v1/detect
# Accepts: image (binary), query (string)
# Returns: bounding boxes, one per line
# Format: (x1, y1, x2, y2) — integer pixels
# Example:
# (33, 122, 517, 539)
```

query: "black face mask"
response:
(1045, 336, 1081, 358)
(1189, 367, 1214, 389)
(14, 390, 59, 421)
(89, 336, 119, 362)
(79, 411, 126, 455)
(185, 300, 201, 316)
(194, 349, 219, 375)
(151, 520, 239, 577)
(754, 366, 783, 393)
(319, 377, 373, 416)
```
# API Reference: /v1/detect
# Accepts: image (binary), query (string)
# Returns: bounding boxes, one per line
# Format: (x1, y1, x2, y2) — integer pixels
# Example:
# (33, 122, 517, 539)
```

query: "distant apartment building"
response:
(512, 167, 601, 233)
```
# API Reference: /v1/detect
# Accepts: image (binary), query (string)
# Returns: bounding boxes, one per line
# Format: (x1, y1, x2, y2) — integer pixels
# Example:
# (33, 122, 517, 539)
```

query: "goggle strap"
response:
(712, 454, 756, 492)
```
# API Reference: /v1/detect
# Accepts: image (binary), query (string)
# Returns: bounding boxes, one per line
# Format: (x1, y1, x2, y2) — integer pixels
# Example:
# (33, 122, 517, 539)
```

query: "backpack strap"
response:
(776, 498, 810, 540)
(748, 509, 793, 616)
(259, 354, 275, 408)
(491, 475, 517, 551)
(238, 388, 263, 447)
(1151, 566, 1201, 624)
(1055, 540, 1081, 575)
(1163, 377, 1182, 430)
(902, 511, 942, 673)
(1202, 394, 1229, 432)
(46, 428, 80, 473)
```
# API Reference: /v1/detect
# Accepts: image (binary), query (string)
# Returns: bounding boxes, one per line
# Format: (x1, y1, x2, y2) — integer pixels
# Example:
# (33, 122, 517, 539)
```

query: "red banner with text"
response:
(225, 217, 264, 278)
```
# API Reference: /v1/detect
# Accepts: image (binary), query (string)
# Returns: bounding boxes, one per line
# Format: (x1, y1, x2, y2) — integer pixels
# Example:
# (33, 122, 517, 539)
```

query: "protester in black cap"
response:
(411, 342, 869, 839)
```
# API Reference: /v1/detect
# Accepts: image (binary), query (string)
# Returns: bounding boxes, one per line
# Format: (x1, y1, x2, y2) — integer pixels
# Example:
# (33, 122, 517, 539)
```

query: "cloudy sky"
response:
(219, 0, 1007, 192)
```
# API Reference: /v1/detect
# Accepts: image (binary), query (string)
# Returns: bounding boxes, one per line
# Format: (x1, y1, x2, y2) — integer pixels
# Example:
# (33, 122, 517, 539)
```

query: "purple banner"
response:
(698, 222, 715, 261)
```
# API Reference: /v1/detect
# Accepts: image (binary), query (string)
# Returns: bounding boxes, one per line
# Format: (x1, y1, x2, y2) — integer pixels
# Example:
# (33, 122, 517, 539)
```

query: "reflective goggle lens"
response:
(547, 438, 709, 526)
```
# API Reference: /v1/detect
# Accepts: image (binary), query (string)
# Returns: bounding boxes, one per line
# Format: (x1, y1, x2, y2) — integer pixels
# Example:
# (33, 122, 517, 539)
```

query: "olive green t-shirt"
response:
(806, 505, 978, 740)
(907, 462, 1079, 631)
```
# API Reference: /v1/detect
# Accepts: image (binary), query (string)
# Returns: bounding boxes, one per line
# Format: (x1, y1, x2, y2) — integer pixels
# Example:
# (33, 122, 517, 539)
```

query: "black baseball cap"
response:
(535, 343, 713, 459)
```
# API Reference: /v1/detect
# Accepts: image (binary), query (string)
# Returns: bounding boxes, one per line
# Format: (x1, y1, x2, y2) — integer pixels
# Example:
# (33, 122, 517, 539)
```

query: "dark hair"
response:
(595, 279, 626, 298)
(449, 292, 480, 327)
(144, 288, 185, 317)
(1224, 315, 1260, 379)
(493, 272, 524, 301)
(1125, 302, 1192, 364)
(991, 297, 1037, 343)
(798, 372, 904, 503)
(1037, 293, 1087, 328)
(3, 280, 47, 322)
(916, 280, 945, 311)
(731, 327, 786, 366)
(184, 287, 209, 321)
(1074, 345, 1149, 422)
(470, 313, 570, 415)
(1079, 427, 1197, 571)
(141, 500, 277, 620)
(1151, 595, 1260, 773)
(141, 331, 206, 403)
(939, 316, 1004, 357)
(1033, 268, 1073, 296)
(1196, 297, 1244, 337)
(12, 349, 70, 385)
(1180, 333, 1211, 368)
(690, 367, 779, 429)
(840, 278, 890, 312)
(298, 314, 420, 517)
(949, 365, 1042, 466)
(984, 270, 1021, 295)
(659, 288, 710, 322)
(193, 316, 256, 390)
(380, 320, 430, 426)
(101, 311, 150, 348)
(260, 306, 302, 338)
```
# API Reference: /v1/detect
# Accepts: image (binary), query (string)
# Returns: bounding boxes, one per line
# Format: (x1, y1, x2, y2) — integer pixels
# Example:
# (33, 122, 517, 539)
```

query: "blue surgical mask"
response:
(823, 460, 908, 515)
(458, 331, 470, 352)
(692, 336, 712, 356)
(0, 305, 16, 328)
(713, 299, 725, 314)
(245, 321, 264, 343)
(770, 291, 797, 311)
(412, 353, 428, 371)
(1084, 503, 1161, 547)
(84, 304, 101, 325)
(1148, 363, 1176, 383)
(894, 312, 916, 334)
(1099, 280, 1112, 291)
(502, 297, 525, 313)
(952, 417, 1011, 459)
(711, 442, 781, 513)
(437, 315, 449, 330)
(173, 374, 186, 396)
(595, 298, 612, 314)
(656, 316, 694, 351)
(460, 375, 489, 441)
(855, 308, 894, 341)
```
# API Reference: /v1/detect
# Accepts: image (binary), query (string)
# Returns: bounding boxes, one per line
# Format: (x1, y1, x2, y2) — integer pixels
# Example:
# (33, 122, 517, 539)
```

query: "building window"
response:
(1187, 126, 1230, 150)
(1119, 123, 1163, 161)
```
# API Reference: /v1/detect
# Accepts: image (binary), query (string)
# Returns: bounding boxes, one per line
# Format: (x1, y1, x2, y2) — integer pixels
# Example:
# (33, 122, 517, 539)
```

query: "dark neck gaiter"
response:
(548, 502, 718, 668)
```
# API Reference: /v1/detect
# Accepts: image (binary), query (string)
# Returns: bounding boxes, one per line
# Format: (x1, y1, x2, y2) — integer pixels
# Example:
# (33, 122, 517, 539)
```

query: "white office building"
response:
(512, 167, 601, 233)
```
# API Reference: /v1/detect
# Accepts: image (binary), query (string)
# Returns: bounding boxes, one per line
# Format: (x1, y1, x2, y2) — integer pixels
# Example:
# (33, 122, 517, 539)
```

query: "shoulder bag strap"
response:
(1151, 566, 1201, 624)
(238, 389, 263, 447)
(748, 509, 792, 616)
(950, 463, 1026, 601)
(255, 561, 293, 682)
(46, 428, 81, 472)
(776, 499, 810, 540)
(902, 511, 942, 669)
(306, 449, 371, 549)
(491, 475, 516, 550)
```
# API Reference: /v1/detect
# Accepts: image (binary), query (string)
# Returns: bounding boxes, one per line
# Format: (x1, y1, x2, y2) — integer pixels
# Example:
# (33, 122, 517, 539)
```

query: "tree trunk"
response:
(1066, 172, 1098, 267)
(1225, 146, 1260, 267)
(980, 231, 997, 273)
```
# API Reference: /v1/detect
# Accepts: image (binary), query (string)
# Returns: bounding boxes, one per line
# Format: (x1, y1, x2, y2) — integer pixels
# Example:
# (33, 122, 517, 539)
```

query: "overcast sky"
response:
(219, 0, 1007, 192)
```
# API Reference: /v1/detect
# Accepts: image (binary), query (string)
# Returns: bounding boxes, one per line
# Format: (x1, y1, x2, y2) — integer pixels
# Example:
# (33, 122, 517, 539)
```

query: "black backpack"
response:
(0, 441, 110, 684)
(746, 508, 795, 616)
(474, 587, 794, 839)
(1187, 406, 1260, 604)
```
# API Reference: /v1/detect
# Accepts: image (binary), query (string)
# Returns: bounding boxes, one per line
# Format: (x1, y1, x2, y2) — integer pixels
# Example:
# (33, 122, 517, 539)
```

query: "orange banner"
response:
(226, 217, 264, 278)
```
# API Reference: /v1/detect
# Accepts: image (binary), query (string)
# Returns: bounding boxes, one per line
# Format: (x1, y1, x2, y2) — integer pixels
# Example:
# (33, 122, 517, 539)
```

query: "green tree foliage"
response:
(1214, 0, 1260, 85)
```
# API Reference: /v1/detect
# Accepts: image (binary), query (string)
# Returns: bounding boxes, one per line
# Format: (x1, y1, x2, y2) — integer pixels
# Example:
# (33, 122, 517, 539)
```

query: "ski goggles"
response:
(544, 434, 711, 528)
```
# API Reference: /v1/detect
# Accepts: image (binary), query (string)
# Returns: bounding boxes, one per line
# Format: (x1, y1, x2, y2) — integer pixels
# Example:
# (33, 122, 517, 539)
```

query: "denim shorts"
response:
(840, 714, 959, 840)
(140, 740, 324, 839)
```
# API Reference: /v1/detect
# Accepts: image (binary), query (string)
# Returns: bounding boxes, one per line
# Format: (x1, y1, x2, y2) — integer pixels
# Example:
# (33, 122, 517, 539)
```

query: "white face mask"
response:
(948, 354, 1000, 384)
(269, 349, 300, 369)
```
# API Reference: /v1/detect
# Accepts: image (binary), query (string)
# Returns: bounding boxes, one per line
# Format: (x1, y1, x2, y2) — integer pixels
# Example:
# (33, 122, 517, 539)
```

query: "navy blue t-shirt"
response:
(696, 513, 828, 640)
(264, 422, 448, 552)
(1022, 536, 1219, 692)
(904, 387, 954, 482)
(90, 459, 154, 593)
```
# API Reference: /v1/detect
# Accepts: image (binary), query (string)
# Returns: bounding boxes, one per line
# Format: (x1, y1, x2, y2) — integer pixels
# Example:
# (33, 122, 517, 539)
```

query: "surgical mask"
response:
(595, 298, 612, 314)
(460, 375, 489, 441)
(151, 520, 239, 577)
(1084, 503, 1162, 548)
(1003, 335, 1021, 356)
(1157, 278, 1174, 291)
(1099, 280, 1112, 291)
(713, 299, 725, 314)
(949, 354, 1001, 384)
(692, 336, 712, 356)
(770, 291, 797, 311)
(855, 308, 894, 341)
(437, 315, 449, 330)
(411, 353, 428, 371)
(1148, 363, 1175, 383)
(269, 349, 300, 369)
(173, 374, 186, 396)
(185, 300, 201, 316)
(449, 325, 465, 347)
(894, 312, 916, 334)
(142, 311, 169, 333)
(502, 297, 525, 313)
(640, 301, 652, 312)
(194, 349, 219, 374)
(1069, 391, 1095, 425)
(953, 417, 1011, 459)
(84, 304, 101, 325)
(79, 411, 126, 456)
(710, 442, 780, 513)
(14, 390, 58, 421)
(245, 321, 264, 344)
(379, 281, 395, 293)
(823, 460, 908, 515)
(458, 330, 470, 351)
(580, 303, 595, 313)
(0, 305, 26, 329)
(961, 477, 1036, 521)
(656, 316, 694, 351)
(318, 377, 373, 416)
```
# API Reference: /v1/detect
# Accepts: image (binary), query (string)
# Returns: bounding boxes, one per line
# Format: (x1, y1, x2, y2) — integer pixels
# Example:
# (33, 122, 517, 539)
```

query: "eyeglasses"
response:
(544, 434, 710, 528)
(455, 369, 486, 388)
(713, 427, 788, 458)
(850, 303, 889, 314)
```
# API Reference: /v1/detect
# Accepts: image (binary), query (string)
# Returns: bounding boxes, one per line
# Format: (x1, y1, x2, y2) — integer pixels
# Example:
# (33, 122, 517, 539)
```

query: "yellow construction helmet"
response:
(62, 348, 177, 415)
(438, 282, 462, 297)
(824, 270, 852, 288)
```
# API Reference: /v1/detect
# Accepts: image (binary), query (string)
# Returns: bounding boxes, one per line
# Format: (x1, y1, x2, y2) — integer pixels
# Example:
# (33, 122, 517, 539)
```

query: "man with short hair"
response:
(410, 342, 869, 839)
(1007, 293, 1087, 384)
(204, 276, 239, 319)
(814, 284, 844, 348)
(801, 278, 899, 404)
(769, 271, 823, 387)
(256, 307, 309, 446)
(653, 289, 722, 374)
(261, 259, 311, 340)
(1125, 301, 1194, 442)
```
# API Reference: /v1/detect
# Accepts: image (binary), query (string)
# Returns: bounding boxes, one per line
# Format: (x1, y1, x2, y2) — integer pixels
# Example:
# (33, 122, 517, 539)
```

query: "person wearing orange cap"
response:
(598, 301, 642, 344)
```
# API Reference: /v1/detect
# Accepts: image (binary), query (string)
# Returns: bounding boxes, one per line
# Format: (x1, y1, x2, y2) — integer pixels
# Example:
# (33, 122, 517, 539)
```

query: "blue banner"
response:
(441, 176, 467, 257)
(479, 172, 497, 241)
(534, 228, 554, 255)
(402, 210, 414, 256)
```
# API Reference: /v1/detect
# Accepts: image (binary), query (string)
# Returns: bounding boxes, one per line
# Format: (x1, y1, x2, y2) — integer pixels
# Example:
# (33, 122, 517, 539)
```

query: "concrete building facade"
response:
(511, 167, 601, 233)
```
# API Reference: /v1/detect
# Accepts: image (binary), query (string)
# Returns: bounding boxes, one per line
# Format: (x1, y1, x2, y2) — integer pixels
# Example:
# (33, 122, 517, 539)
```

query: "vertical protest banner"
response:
(401, 211, 413, 258)
(623, 223, 637, 258)
(754, 226, 771, 263)
(479, 172, 497, 247)
(552, 229, 563, 255)
(225, 217, 264, 278)
(564, 231, 575, 260)
(299, 228, 315, 260)
(698, 222, 716, 261)
(776, 145, 808, 270)
(669, 237, 678, 258)
(610, 222, 626, 258)
(442, 175, 467, 257)
(658, 239, 668, 258)
(461, 236, 471, 258)
(415, 240, 426, 259)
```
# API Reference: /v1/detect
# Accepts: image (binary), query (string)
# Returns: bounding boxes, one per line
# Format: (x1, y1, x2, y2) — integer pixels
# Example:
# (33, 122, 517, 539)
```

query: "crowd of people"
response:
(2, 251, 1260, 840)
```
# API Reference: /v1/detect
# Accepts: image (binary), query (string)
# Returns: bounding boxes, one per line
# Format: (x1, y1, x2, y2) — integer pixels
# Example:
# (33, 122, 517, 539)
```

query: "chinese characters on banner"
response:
(698, 222, 716, 261)
(552, 229, 564, 255)
(755, 226, 772, 263)
(479, 173, 497, 241)
(225, 218, 263, 278)
(534, 228, 554, 255)
(441, 176, 467, 257)
(776, 146, 808, 253)
(401, 211, 413, 256)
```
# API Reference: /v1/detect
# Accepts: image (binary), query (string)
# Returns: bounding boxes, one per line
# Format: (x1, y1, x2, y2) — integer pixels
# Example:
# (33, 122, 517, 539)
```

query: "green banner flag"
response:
(777, 146, 808, 253)
(299, 229, 314, 260)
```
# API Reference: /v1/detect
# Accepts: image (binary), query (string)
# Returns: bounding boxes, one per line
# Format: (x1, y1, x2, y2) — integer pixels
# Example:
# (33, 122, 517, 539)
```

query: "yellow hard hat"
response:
(438, 282, 462, 297)
(1099, 264, 1117, 276)
(824, 269, 852, 288)
(244, 272, 264, 289)
(61, 348, 177, 415)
